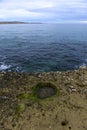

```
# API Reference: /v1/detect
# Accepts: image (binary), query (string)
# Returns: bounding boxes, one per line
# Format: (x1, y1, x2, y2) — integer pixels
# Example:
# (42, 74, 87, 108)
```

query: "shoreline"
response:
(0, 67, 87, 130)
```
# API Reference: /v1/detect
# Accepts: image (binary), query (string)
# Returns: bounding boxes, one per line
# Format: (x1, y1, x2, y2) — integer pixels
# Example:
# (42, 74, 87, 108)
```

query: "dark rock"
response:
(35, 82, 57, 99)
(61, 119, 69, 126)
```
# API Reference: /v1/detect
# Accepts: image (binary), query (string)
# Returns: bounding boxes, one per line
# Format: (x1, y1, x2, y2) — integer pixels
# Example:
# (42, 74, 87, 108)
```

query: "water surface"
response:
(0, 23, 87, 72)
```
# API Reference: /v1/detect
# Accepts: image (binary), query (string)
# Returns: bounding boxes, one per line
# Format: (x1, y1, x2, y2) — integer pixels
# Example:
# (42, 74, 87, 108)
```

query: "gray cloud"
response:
(0, 0, 87, 22)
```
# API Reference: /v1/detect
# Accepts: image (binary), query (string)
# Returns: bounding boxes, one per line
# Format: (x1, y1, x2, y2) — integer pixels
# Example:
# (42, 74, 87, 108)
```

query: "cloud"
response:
(0, 0, 54, 21)
(0, 0, 87, 22)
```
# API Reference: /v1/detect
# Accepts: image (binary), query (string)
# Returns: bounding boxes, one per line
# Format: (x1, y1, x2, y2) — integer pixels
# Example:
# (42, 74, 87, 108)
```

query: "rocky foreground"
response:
(0, 67, 87, 130)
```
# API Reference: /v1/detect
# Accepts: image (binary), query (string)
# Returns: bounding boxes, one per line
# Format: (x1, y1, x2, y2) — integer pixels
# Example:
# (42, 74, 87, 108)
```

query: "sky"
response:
(0, 0, 87, 23)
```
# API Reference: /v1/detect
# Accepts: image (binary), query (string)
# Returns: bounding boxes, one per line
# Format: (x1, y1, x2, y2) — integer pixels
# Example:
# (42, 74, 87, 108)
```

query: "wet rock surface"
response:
(36, 86, 56, 99)
(35, 83, 57, 99)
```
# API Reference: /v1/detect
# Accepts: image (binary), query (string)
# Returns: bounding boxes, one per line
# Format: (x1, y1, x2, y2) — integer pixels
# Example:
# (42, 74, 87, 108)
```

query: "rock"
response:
(83, 89, 87, 95)
(35, 82, 57, 99)
(68, 86, 77, 93)
(61, 119, 69, 126)
(68, 88, 72, 93)
(72, 88, 77, 92)
(69, 86, 74, 89)
(38, 74, 42, 78)
(0, 96, 10, 100)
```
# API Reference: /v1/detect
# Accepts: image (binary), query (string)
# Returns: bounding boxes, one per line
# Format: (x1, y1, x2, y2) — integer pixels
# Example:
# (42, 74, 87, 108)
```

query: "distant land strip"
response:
(0, 21, 42, 24)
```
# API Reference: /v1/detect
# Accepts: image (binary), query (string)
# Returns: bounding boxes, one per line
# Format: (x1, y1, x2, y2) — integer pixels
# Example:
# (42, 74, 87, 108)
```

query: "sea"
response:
(0, 23, 87, 72)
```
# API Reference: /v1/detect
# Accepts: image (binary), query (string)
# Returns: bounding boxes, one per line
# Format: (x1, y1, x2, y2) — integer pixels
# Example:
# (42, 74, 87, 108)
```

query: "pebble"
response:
(49, 125, 52, 129)
(69, 86, 74, 89)
(0, 96, 9, 100)
(72, 88, 77, 92)
(68, 88, 72, 93)
(83, 89, 87, 95)
(84, 81, 87, 83)
(68, 86, 77, 93)
(37, 74, 42, 78)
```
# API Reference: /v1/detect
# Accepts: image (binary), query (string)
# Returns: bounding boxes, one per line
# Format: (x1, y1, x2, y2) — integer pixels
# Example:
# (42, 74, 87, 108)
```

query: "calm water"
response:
(0, 23, 87, 72)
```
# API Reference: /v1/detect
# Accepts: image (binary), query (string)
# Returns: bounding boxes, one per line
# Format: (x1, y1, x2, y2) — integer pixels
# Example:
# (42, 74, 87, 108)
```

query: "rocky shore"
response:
(0, 67, 87, 130)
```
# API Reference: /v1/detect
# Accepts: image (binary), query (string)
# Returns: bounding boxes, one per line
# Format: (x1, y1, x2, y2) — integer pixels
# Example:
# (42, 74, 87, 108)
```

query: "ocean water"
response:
(0, 23, 87, 72)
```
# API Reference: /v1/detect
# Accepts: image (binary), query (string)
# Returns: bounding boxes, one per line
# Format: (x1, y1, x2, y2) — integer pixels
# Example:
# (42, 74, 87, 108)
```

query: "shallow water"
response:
(0, 23, 87, 72)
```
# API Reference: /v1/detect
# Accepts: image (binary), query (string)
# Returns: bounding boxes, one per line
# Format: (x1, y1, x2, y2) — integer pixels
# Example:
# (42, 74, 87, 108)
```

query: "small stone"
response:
(84, 81, 87, 83)
(49, 125, 52, 129)
(12, 123, 16, 127)
(68, 78, 71, 80)
(61, 119, 69, 126)
(69, 86, 74, 89)
(1, 109, 4, 112)
(83, 89, 87, 95)
(69, 126, 71, 129)
(0, 96, 9, 100)
(68, 87, 77, 93)
(38, 74, 42, 78)
(68, 88, 72, 93)
(72, 88, 77, 92)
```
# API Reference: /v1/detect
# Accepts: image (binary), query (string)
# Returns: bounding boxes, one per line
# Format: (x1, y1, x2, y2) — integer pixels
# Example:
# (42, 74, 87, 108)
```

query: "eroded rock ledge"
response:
(0, 67, 87, 130)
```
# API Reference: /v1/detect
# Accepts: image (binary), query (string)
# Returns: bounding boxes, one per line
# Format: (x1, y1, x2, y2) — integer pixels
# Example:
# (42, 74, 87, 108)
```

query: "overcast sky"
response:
(0, 0, 87, 22)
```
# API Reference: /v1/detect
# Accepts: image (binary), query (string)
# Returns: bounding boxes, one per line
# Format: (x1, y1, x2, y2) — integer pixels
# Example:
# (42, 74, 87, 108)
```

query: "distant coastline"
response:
(0, 21, 42, 24)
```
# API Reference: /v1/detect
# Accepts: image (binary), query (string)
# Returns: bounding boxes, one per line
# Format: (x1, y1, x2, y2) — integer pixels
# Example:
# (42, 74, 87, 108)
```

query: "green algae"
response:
(15, 103, 25, 116)
(15, 82, 59, 115)
(17, 82, 58, 101)
(18, 93, 36, 101)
